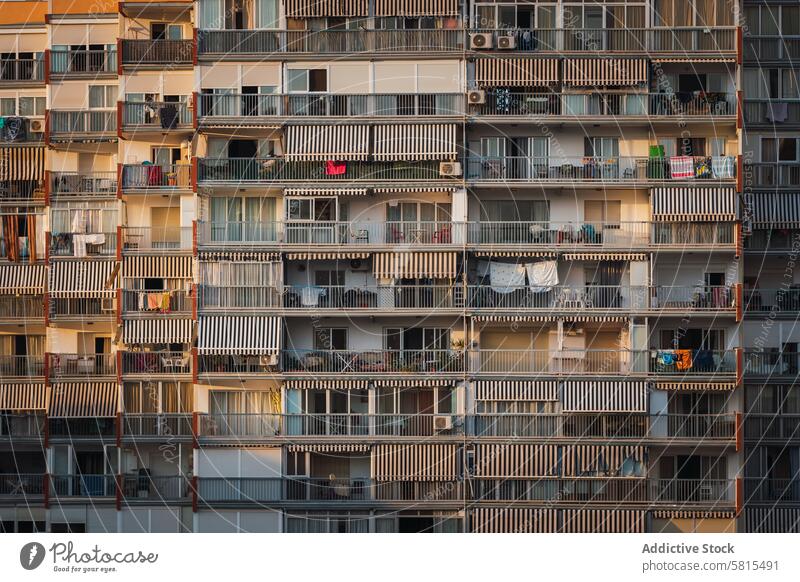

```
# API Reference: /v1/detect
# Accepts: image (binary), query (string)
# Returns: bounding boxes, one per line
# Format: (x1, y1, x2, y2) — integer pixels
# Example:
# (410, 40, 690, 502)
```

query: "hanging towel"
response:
(489, 262, 526, 294)
(711, 156, 734, 179)
(71, 209, 87, 234)
(525, 260, 559, 292)
(675, 349, 693, 370)
(657, 350, 676, 366)
(325, 160, 347, 175)
(766, 101, 788, 123)
(138, 292, 145, 311)
(160, 292, 171, 312)
(669, 156, 694, 179)
(147, 293, 162, 310)
(300, 286, 327, 306)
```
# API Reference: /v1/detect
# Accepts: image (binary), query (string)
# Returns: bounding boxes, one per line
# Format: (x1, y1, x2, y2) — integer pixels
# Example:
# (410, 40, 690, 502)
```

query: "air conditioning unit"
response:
(497, 35, 516, 49)
(349, 259, 369, 271)
(467, 90, 486, 105)
(30, 119, 43, 132)
(439, 161, 462, 177)
(101, 297, 115, 312)
(434, 415, 453, 431)
(469, 33, 493, 50)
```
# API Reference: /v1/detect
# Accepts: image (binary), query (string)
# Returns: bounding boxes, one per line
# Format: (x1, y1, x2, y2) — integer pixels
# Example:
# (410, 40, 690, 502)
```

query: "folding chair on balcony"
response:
(351, 228, 369, 244)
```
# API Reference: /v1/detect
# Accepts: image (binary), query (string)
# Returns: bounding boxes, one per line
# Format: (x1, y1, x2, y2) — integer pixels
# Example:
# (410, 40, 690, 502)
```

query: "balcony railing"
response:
(121, 474, 191, 499)
(283, 349, 465, 375)
(49, 417, 116, 439)
(121, 414, 194, 438)
(50, 474, 116, 497)
(121, 289, 191, 314)
(48, 353, 115, 378)
(49, 110, 116, 135)
(198, 286, 283, 309)
(744, 35, 800, 61)
(198, 93, 463, 118)
(0, 295, 43, 319)
(122, 101, 192, 128)
(121, 226, 193, 252)
(744, 478, 800, 503)
(0, 58, 44, 81)
(474, 92, 736, 117)
(651, 286, 734, 310)
(0, 473, 46, 496)
(744, 415, 800, 441)
(49, 231, 117, 257)
(466, 156, 736, 182)
(0, 413, 45, 438)
(121, 39, 193, 64)
(743, 163, 800, 188)
(197, 29, 464, 55)
(49, 50, 116, 74)
(744, 99, 800, 125)
(200, 413, 282, 438)
(282, 284, 462, 310)
(0, 355, 44, 378)
(744, 350, 800, 377)
(121, 163, 192, 190)
(468, 221, 648, 246)
(745, 229, 800, 252)
(198, 158, 443, 183)
(650, 222, 735, 246)
(49, 298, 115, 319)
(121, 351, 191, 376)
(50, 172, 117, 196)
(744, 288, 800, 313)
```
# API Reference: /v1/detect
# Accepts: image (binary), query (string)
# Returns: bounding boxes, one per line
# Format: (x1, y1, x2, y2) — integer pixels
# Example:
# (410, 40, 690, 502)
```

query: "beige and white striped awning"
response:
(474, 380, 558, 401)
(562, 380, 647, 413)
(652, 187, 737, 222)
(123, 319, 194, 345)
(562, 252, 647, 261)
(198, 251, 281, 262)
(375, 0, 458, 16)
(562, 509, 646, 533)
(562, 444, 645, 476)
(49, 382, 118, 417)
(475, 444, 559, 478)
(372, 444, 458, 481)
(287, 443, 369, 453)
(285, 124, 370, 161)
(372, 379, 454, 388)
(198, 315, 282, 355)
(373, 251, 456, 279)
(750, 192, 800, 228)
(373, 186, 459, 194)
(0, 383, 48, 410)
(475, 58, 559, 87)
(654, 381, 737, 391)
(565, 315, 629, 323)
(474, 250, 556, 258)
(285, 252, 370, 260)
(373, 124, 458, 161)
(284, 187, 368, 197)
(122, 256, 193, 279)
(652, 510, 735, 520)
(0, 264, 45, 294)
(49, 260, 117, 297)
(471, 507, 558, 533)
(564, 58, 648, 86)
(652, 58, 736, 64)
(284, 0, 368, 17)
(284, 379, 369, 390)
(0, 146, 45, 181)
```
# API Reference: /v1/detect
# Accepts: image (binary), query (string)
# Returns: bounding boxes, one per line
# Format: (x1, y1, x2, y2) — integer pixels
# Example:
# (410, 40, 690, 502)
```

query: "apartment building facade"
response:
(0, 0, 795, 534)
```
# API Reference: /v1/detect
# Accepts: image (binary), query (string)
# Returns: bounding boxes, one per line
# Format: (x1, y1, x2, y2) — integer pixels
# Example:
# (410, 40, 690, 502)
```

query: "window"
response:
(584, 200, 621, 227)
(286, 452, 308, 476)
(654, 0, 732, 27)
(286, 68, 327, 93)
(314, 328, 347, 350)
(585, 137, 619, 158)
(151, 23, 183, 40)
(18, 97, 45, 116)
(314, 270, 345, 287)
(88, 85, 116, 109)
(762, 138, 799, 162)
(0, 98, 15, 116)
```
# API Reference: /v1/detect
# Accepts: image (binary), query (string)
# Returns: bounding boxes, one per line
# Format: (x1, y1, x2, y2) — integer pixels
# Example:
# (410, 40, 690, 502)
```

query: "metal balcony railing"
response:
(744, 35, 800, 61)
(744, 350, 800, 377)
(468, 221, 648, 246)
(48, 417, 116, 439)
(49, 297, 115, 319)
(49, 231, 117, 257)
(121, 164, 191, 189)
(0, 58, 44, 81)
(651, 286, 734, 310)
(201, 413, 282, 438)
(121, 226, 193, 252)
(283, 349, 465, 374)
(121, 351, 191, 376)
(744, 289, 800, 313)
(743, 414, 800, 441)
(48, 353, 115, 378)
(744, 478, 800, 503)
(466, 156, 736, 182)
(50, 474, 116, 497)
(122, 414, 194, 438)
(0, 355, 45, 378)
(743, 163, 800, 188)
(469, 285, 637, 311)
(50, 172, 117, 196)
(121, 39, 193, 64)
(121, 289, 191, 313)
(650, 349, 736, 375)
(49, 110, 116, 135)
(0, 295, 43, 319)
(745, 229, 800, 252)
(280, 285, 462, 310)
(121, 474, 191, 499)
(49, 50, 116, 74)
(122, 101, 192, 128)
(198, 158, 443, 182)
(651, 478, 733, 504)
(0, 473, 46, 496)
(744, 99, 800, 125)
(650, 222, 735, 246)
(0, 413, 45, 438)
(198, 286, 283, 310)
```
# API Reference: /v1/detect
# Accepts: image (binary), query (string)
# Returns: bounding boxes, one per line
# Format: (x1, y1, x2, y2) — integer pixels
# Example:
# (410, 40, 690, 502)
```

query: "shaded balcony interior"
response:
(0, 50, 44, 82)
(745, 445, 800, 503)
(49, 331, 113, 378)
(122, 381, 194, 436)
(122, 196, 193, 252)
(121, 143, 191, 190)
(49, 151, 117, 197)
(0, 208, 44, 261)
(120, 15, 193, 65)
(49, 201, 117, 257)
(0, 334, 44, 378)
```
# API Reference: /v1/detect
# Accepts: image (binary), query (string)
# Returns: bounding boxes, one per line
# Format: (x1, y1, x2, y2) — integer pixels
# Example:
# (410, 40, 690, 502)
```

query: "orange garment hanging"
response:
(675, 349, 693, 371)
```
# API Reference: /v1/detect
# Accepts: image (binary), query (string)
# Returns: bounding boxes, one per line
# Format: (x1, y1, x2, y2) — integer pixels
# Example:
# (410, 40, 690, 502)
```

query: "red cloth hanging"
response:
(325, 160, 347, 176)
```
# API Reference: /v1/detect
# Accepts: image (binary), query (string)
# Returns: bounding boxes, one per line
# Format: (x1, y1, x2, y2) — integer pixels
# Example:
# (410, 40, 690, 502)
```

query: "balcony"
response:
(121, 289, 192, 315)
(0, 57, 44, 83)
(472, 92, 736, 119)
(743, 350, 800, 378)
(50, 172, 117, 197)
(466, 156, 736, 184)
(198, 93, 463, 120)
(0, 355, 45, 379)
(50, 474, 116, 498)
(744, 163, 800, 188)
(121, 351, 191, 376)
(0, 474, 46, 498)
(744, 479, 800, 503)
(744, 100, 800, 126)
(197, 158, 445, 184)
(0, 413, 45, 439)
(744, 35, 800, 62)
(48, 353, 115, 379)
(49, 49, 116, 76)
(121, 164, 192, 191)
(744, 415, 800, 442)
(744, 288, 800, 315)
(48, 298, 116, 321)
(121, 101, 192, 131)
(49, 231, 117, 257)
(0, 295, 44, 320)
(121, 226, 193, 254)
(121, 414, 194, 439)
(48, 110, 116, 140)
(745, 229, 800, 253)
(197, 29, 464, 57)
(121, 474, 191, 500)
(469, 221, 648, 247)
(48, 417, 116, 439)
(120, 39, 193, 66)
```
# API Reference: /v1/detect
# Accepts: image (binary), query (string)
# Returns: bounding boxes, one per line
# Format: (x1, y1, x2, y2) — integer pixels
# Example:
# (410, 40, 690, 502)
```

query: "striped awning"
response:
(287, 443, 369, 452)
(284, 188, 368, 197)
(563, 58, 648, 86)
(284, 0, 367, 17)
(652, 510, 735, 520)
(375, 0, 458, 16)
(652, 187, 737, 221)
(49, 260, 117, 297)
(474, 251, 556, 258)
(285, 125, 370, 161)
(284, 379, 369, 390)
(475, 444, 559, 477)
(372, 444, 458, 481)
(123, 319, 194, 345)
(475, 314, 558, 323)
(285, 252, 370, 260)
(562, 253, 646, 261)
(122, 256, 193, 279)
(654, 381, 737, 391)
(742, 507, 800, 533)
(562, 509, 645, 533)
(0, 146, 45, 181)
(372, 379, 454, 388)
(750, 192, 800, 228)
(475, 380, 557, 401)
(373, 186, 459, 194)
(198, 316, 282, 355)
(198, 251, 281, 262)
(475, 58, 559, 87)
(471, 507, 557, 533)
(373, 251, 456, 279)
(652, 58, 735, 64)
(373, 124, 458, 161)
(0, 264, 45, 294)
(562, 380, 647, 412)
(0, 383, 48, 410)
(562, 444, 645, 476)
(49, 382, 118, 417)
